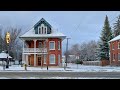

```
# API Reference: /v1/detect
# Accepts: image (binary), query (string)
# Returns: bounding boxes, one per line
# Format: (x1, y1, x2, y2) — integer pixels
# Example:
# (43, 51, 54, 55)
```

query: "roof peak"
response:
(34, 18, 52, 28)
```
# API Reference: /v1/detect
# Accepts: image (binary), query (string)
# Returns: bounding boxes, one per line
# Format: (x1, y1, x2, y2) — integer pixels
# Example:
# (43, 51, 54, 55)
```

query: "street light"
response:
(65, 38, 71, 67)
(5, 32, 10, 68)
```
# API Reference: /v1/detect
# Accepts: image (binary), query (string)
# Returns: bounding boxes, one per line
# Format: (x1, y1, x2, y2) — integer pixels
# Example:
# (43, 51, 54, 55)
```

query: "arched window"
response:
(37, 24, 48, 34)
(39, 27, 41, 34)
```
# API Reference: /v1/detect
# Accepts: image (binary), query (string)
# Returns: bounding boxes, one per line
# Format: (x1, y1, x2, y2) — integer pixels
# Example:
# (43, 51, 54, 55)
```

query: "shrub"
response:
(75, 59, 83, 64)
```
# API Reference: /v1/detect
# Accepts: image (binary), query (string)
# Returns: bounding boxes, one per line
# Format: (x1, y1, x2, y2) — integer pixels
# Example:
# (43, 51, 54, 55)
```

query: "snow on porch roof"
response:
(19, 28, 66, 40)
(0, 51, 12, 59)
(109, 35, 120, 42)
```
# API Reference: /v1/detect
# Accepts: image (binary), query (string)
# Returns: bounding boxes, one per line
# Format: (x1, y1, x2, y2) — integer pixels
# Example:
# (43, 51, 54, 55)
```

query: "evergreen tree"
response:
(99, 15, 113, 60)
(113, 15, 120, 37)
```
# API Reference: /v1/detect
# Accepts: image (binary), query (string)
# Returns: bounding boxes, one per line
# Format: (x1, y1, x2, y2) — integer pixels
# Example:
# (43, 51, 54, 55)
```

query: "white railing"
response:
(23, 48, 47, 53)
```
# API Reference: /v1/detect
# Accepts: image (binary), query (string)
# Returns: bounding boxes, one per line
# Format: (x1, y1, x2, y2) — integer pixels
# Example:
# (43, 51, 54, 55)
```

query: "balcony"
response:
(23, 48, 47, 53)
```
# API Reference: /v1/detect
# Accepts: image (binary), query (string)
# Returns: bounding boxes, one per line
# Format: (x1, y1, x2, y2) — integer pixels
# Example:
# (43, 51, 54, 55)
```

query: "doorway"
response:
(38, 56, 42, 66)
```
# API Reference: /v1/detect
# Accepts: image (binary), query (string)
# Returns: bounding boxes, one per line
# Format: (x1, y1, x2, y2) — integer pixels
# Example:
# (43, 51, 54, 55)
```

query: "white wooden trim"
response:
(118, 42, 120, 49)
(58, 41, 60, 50)
(34, 40, 36, 66)
(112, 43, 114, 50)
(49, 54, 55, 64)
(49, 41, 55, 50)
(58, 54, 60, 65)
(113, 54, 115, 61)
(44, 55, 46, 64)
(118, 53, 120, 61)
(23, 52, 48, 54)
(23, 40, 25, 52)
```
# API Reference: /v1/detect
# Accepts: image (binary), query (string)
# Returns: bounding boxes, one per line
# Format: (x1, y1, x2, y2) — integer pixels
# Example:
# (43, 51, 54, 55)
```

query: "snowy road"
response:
(0, 72, 120, 79)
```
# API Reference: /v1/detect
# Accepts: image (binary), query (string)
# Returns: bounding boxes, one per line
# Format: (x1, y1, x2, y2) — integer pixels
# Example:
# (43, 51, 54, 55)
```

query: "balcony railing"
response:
(23, 48, 47, 53)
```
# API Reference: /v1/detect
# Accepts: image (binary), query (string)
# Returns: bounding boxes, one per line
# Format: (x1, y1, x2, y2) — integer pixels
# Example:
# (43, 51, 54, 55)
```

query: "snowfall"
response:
(1, 63, 120, 79)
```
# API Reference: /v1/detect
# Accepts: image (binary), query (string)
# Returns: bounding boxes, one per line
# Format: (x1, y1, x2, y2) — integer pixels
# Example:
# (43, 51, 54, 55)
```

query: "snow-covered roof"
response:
(20, 28, 66, 40)
(0, 51, 12, 59)
(109, 35, 120, 42)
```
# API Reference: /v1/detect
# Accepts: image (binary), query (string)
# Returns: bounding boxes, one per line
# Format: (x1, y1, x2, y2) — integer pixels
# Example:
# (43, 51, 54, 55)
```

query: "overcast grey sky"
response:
(0, 11, 120, 53)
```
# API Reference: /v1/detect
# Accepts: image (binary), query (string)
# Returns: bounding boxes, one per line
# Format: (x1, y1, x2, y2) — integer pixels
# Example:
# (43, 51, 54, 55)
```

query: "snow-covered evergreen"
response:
(113, 15, 120, 37)
(99, 15, 113, 60)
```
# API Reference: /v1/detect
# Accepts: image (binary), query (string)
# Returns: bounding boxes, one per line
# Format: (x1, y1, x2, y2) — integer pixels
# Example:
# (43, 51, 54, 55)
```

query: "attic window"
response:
(38, 24, 47, 34)
(42, 27, 44, 34)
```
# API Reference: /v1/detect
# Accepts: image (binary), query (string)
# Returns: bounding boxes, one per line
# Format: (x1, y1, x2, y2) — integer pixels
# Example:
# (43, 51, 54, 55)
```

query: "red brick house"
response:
(109, 35, 120, 66)
(19, 18, 66, 67)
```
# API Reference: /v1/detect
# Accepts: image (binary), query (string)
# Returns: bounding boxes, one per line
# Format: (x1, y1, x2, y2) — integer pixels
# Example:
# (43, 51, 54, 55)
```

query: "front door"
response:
(38, 56, 41, 66)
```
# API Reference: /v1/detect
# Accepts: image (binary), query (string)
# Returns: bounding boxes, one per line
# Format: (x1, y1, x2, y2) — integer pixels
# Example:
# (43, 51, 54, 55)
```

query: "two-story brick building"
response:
(19, 18, 66, 67)
(109, 35, 120, 66)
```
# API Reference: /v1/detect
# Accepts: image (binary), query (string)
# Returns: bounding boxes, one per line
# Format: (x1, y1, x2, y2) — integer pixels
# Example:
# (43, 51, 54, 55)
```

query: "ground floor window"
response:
(44, 55, 46, 64)
(113, 54, 115, 61)
(58, 54, 60, 65)
(49, 54, 55, 64)
(118, 53, 120, 61)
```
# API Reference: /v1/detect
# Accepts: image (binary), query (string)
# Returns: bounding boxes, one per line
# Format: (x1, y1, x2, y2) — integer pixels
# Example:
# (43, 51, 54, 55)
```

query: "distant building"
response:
(20, 18, 66, 67)
(109, 35, 120, 66)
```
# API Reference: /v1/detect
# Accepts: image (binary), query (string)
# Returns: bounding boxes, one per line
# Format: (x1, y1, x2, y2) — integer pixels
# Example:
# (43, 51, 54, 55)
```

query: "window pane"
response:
(58, 41, 60, 50)
(44, 55, 46, 64)
(49, 42, 55, 50)
(112, 43, 114, 49)
(50, 55, 55, 64)
(58, 55, 60, 64)
(119, 43, 120, 48)
(118, 54, 120, 60)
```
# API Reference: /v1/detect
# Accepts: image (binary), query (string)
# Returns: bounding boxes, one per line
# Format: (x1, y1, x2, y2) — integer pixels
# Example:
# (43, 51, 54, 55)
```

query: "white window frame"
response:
(58, 54, 61, 64)
(118, 42, 120, 49)
(49, 54, 55, 64)
(44, 55, 46, 64)
(58, 41, 60, 50)
(44, 26, 47, 34)
(112, 43, 114, 50)
(118, 53, 120, 61)
(49, 41, 55, 50)
(38, 24, 48, 34)
(113, 54, 115, 61)
(38, 26, 41, 34)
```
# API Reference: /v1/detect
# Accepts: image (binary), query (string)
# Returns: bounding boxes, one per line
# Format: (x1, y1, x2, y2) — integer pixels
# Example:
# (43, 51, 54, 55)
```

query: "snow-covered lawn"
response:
(1, 63, 120, 72)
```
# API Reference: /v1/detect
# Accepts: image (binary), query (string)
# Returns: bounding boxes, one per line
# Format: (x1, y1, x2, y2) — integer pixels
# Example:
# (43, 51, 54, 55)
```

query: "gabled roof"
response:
(20, 18, 66, 40)
(34, 18, 52, 28)
(109, 35, 120, 42)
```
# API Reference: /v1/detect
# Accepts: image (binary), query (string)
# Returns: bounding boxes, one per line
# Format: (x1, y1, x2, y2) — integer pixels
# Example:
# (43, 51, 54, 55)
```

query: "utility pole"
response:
(65, 38, 71, 67)
(6, 32, 10, 68)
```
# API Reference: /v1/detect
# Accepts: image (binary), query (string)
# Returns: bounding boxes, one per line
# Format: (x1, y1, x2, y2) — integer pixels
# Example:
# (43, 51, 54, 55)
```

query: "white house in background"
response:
(0, 51, 12, 59)
(0, 51, 12, 65)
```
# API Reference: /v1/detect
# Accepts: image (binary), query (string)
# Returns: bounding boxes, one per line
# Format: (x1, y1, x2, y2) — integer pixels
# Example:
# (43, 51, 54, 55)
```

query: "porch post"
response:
(34, 39, 37, 66)
(26, 55, 28, 65)
(23, 40, 25, 53)
(22, 40, 25, 64)
(46, 39, 49, 70)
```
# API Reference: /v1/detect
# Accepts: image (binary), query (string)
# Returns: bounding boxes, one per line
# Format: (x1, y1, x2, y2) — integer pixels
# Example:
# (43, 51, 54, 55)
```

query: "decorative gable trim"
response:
(34, 18, 52, 28)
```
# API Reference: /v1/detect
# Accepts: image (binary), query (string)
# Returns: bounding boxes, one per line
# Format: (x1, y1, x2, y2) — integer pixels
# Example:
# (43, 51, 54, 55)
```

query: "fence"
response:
(83, 61, 101, 66)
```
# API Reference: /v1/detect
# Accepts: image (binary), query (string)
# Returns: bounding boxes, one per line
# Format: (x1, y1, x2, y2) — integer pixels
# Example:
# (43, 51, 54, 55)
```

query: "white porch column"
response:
(22, 54, 25, 64)
(22, 40, 25, 64)
(23, 40, 25, 53)
(34, 40, 37, 66)
(46, 39, 48, 65)
(26, 55, 28, 65)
